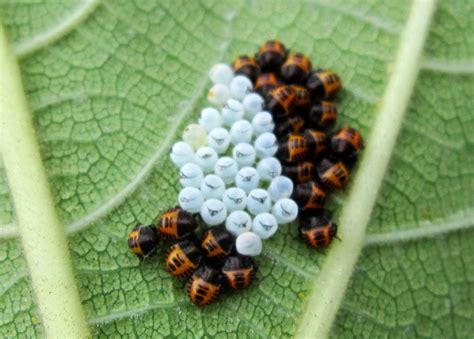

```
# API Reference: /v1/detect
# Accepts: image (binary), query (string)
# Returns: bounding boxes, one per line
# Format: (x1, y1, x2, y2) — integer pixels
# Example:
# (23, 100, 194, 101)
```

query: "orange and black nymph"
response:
(256, 40, 288, 72)
(306, 69, 341, 100)
(282, 161, 315, 184)
(266, 85, 296, 121)
(222, 255, 256, 289)
(165, 240, 202, 278)
(316, 158, 350, 190)
(255, 72, 280, 97)
(330, 127, 364, 165)
(274, 115, 306, 137)
(232, 55, 260, 82)
(281, 53, 312, 84)
(299, 214, 338, 249)
(276, 134, 310, 163)
(200, 227, 234, 261)
(291, 180, 327, 214)
(303, 129, 327, 159)
(157, 207, 197, 240)
(307, 101, 337, 130)
(127, 224, 159, 260)
(187, 266, 222, 306)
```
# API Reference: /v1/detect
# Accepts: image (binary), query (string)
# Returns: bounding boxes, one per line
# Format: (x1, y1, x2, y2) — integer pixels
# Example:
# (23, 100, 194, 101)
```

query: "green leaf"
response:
(0, 0, 472, 337)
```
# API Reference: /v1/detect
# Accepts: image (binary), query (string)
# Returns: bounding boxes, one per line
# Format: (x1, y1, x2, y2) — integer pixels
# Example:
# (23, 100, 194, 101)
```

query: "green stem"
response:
(0, 24, 90, 338)
(295, 0, 436, 337)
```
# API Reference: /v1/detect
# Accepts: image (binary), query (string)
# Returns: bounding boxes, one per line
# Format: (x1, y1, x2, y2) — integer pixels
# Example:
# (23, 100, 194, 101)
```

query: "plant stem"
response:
(0, 24, 91, 338)
(295, 0, 436, 337)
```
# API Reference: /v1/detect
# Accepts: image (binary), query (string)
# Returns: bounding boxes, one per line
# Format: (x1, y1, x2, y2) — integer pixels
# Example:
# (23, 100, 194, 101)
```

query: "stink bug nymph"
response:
(157, 207, 198, 240)
(222, 255, 257, 289)
(281, 53, 312, 84)
(282, 161, 315, 184)
(187, 266, 222, 306)
(266, 85, 296, 121)
(306, 69, 341, 100)
(316, 158, 350, 190)
(291, 180, 327, 214)
(276, 134, 310, 163)
(165, 240, 202, 278)
(232, 55, 260, 82)
(330, 127, 364, 165)
(299, 214, 338, 248)
(128, 224, 159, 260)
(201, 227, 234, 261)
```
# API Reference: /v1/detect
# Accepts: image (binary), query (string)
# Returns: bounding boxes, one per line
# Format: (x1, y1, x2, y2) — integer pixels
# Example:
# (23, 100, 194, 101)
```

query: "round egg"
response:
(208, 128, 231, 154)
(182, 124, 207, 150)
(257, 157, 282, 181)
(221, 99, 245, 126)
(170, 141, 194, 168)
(208, 84, 231, 106)
(230, 75, 253, 100)
(236, 232, 262, 256)
(200, 174, 226, 199)
(178, 187, 204, 213)
(235, 167, 260, 193)
(252, 213, 278, 239)
(209, 63, 234, 85)
(268, 176, 294, 202)
(214, 157, 238, 184)
(200, 199, 227, 226)
(222, 187, 247, 212)
(179, 163, 204, 188)
(199, 107, 223, 132)
(230, 120, 253, 145)
(272, 198, 299, 224)
(254, 132, 278, 159)
(251, 111, 275, 136)
(242, 93, 265, 119)
(247, 189, 272, 215)
(225, 210, 252, 236)
(194, 147, 218, 173)
(232, 143, 256, 167)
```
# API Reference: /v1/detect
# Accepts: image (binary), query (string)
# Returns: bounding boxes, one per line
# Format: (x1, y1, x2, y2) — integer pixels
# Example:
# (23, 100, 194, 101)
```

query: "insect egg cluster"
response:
(127, 40, 363, 306)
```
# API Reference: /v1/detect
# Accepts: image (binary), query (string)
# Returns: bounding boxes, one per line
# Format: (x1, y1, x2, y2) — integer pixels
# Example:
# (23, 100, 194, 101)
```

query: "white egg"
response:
(252, 213, 278, 239)
(230, 75, 253, 100)
(200, 174, 226, 199)
(254, 132, 278, 159)
(208, 84, 231, 106)
(200, 199, 227, 226)
(214, 157, 239, 184)
(222, 187, 248, 212)
(225, 210, 252, 236)
(247, 189, 272, 215)
(178, 187, 204, 213)
(251, 111, 275, 136)
(235, 167, 260, 193)
(230, 120, 253, 145)
(207, 128, 231, 154)
(221, 99, 245, 126)
(236, 232, 263, 256)
(199, 107, 223, 132)
(182, 124, 208, 150)
(232, 143, 256, 167)
(209, 63, 234, 85)
(243, 93, 265, 119)
(179, 163, 204, 188)
(194, 147, 218, 173)
(272, 198, 299, 224)
(257, 157, 282, 181)
(170, 141, 195, 168)
(268, 176, 294, 202)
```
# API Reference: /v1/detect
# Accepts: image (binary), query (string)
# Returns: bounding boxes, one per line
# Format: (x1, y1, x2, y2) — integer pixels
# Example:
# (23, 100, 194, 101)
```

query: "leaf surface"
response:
(0, 0, 472, 337)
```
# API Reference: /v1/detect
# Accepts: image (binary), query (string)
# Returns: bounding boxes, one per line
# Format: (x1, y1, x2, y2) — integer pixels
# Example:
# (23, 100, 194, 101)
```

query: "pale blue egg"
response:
(221, 99, 244, 126)
(243, 93, 265, 119)
(232, 143, 256, 167)
(208, 84, 231, 106)
(178, 187, 204, 213)
(182, 124, 207, 150)
(194, 147, 218, 173)
(254, 132, 278, 159)
(257, 157, 282, 181)
(267, 176, 294, 202)
(251, 112, 275, 136)
(214, 157, 238, 184)
(209, 63, 234, 85)
(222, 187, 247, 212)
(252, 213, 278, 239)
(272, 198, 299, 224)
(200, 199, 227, 226)
(230, 120, 253, 145)
(225, 210, 252, 236)
(247, 189, 272, 215)
(179, 163, 204, 188)
(235, 167, 260, 193)
(170, 141, 194, 168)
(236, 232, 262, 256)
(200, 174, 226, 199)
(199, 107, 223, 132)
(230, 75, 253, 100)
(208, 128, 231, 154)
